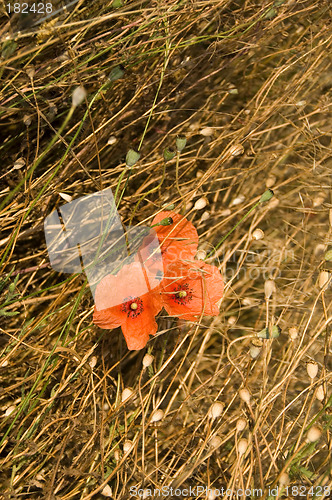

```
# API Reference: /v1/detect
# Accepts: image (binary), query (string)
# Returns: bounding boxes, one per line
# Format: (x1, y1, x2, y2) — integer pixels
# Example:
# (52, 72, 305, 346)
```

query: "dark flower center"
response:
(172, 283, 193, 305)
(121, 296, 144, 318)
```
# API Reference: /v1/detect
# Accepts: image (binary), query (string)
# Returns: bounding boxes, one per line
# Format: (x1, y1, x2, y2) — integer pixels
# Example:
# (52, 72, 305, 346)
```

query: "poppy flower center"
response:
(121, 297, 144, 318)
(172, 283, 193, 305)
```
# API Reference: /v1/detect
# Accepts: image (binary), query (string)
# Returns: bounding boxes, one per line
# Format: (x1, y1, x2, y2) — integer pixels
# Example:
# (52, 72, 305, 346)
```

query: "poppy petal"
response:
(152, 211, 199, 265)
(161, 260, 223, 320)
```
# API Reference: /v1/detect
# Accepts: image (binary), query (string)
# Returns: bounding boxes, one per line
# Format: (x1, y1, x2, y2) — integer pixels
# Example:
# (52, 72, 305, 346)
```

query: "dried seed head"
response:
(23, 115, 32, 127)
(228, 144, 244, 156)
(88, 356, 97, 369)
(306, 426, 321, 443)
(194, 197, 208, 210)
(151, 409, 164, 422)
(142, 353, 154, 368)
(209, 402, 224, 419)
(236, 418, 247, 432)
(228, 316, 237, 326)
(313, 192, 326, 208)
(196, 170, 204, 178)
(306, 361, 318, 380)
(319, 271, 330, 289)
(315, 385, 325, 402)
(200, 211, 210, 222)
(114, 449, 121, 461)
(101, 484, 113, 497)
(237, 438, 248, 456)
(209, 435, 222, 449)
(252, 228, 264, 240)
(231, 194, 245, 206)
(59, 192, 73, 203)
(195, 249, 206, 260)
(5, 405, 16, 417)
(266, 175, 276, 188)
(13, 158, 25, 170)
(26, 65, 35, 79)
(176, 135, 187, 152)
(238, 388, 251, 405)
(121, 388, 133, 402)
(107, 136, 117, 145)
(72, 86, 87, 107)
(288, 326, 298, 340)
(200, 127, 214, 137)
(279, 472, 289, 486)
(123, 440, 133, 453)
(264, 279, 276, 299)
(125, 149, 140, 167)
(207, 489, 218, 500)
(250, 345, 261, 359)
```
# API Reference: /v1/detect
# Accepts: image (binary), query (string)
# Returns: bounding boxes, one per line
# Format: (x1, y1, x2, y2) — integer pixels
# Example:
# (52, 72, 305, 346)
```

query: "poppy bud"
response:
(200, 127, 214, 137)
(315, 385, 325, 401)
(125, 149, 140, 167)
(264, 279, 276, 299)
(194, 197, 208, 210)
(101, 484, 113, 497)
(72, 86, 87, 108)
(108, 64, 125, 82)
(142, 353, 154, 367)
(123, 440, 133, 453)
(252, 228, 264, 240)
(176, 135, 187, 152)
(279, 473, 289, 486)
(163, 147, 176, 162)
(324, 249, 332, 261)
(259, 189, 274, 203)
(121, 388, 133, 402)
(228, 143, 244, 156)
(156, 217, 173, 226)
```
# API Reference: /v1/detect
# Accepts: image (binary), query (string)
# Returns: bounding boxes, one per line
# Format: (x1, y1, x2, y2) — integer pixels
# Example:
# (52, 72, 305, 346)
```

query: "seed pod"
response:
(194, 197, 208, 210)
(228, 144, 244, 156)
(107, 136, 117, 145)
(236, 418, 247, 432)
(288, 327, 298, 340)
(195, 249, 206, 260)
(200, 211, 210, 222)
(306, 426, 321, 443)
(200, 127, 214, 137)
(142, 353, 154, 367)
(279, 473, 289, 486)
(259, 189, 274, 203)
(125, 149, 140, 167)
(266, 175, 276, 188)
(89, 356, 97, 369)
(231, 194, 245, 206)
(237, 438, 248, 456)
(315, 385, 325, 402)
(123, 440, 133, 453)
(264, 280, 276, 299)
(121, 388, 133, 402)
(306, 361, 318, 380)
(209, 402, 224, 419)
(163, 147, 176, 162)
(156, 217, 173, 226)
(108, 64, 125, 81)
(72, 86, 87, 107)
(252, 228, 264, 240)
(250, 345, 261, 358)
(176, 135, 187, 152)
(151, 409, 164, 422)
(319, 271, 330, 289)
(324, 249, 332, 262)
(101, 484, 113, 497)
(209, 435, 222, 448)
(238, 388, 251, 404)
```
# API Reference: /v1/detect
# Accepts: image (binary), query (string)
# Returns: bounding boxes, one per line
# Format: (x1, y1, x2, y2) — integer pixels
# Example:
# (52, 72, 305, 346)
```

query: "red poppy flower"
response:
(160, 260, 224, 321)
(151, 210, 199, 267)
(93, 261, 162, 350)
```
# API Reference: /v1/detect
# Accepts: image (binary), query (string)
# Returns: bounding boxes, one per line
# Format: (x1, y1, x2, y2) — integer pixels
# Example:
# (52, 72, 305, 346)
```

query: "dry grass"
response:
(0, 0, 332, 498)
